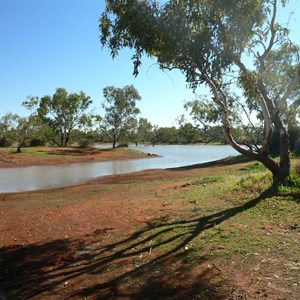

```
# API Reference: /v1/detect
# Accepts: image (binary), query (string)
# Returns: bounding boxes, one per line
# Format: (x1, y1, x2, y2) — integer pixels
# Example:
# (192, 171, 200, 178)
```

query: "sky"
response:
(0, 0, 299, 128)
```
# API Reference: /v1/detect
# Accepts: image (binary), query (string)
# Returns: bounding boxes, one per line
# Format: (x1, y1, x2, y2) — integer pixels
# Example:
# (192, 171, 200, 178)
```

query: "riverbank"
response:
(1, 154, 299, 299)
(0, 145, 239, 193)
(0, 146, 149, 168)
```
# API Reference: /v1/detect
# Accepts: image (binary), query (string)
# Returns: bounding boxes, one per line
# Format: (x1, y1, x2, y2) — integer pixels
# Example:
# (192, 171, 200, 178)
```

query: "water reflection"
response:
(0, 145, 238, 193)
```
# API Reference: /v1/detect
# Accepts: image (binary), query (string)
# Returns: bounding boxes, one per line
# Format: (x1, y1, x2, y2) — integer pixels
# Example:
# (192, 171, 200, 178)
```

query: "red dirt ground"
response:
(0, 146, 150, 168)
(0, 147, 299, 299)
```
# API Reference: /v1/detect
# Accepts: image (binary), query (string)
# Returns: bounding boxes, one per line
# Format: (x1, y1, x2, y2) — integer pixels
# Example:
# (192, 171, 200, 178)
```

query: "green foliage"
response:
(0, 137, 12, 147)
(177, 122, 201, 144)
(28, 138, 45, 147)
(78, 139, 95, 149)
(291, 162, 300, 178)
(261, 44, 300, 105)
(24, 88, 93, 147)
(238, 71, 261, 109)
(294, 138, 300, 156)
(0, 112, 35, 152)
(194, 176, 225, 184)
(184, 97, 241, 143)
(100, 0, 300, 185)
(235, 173, 272, 193)
(101, 85, 141, 148)
(152, 126, 178, 144)
(133, 117, 154, 145)
(101, 0, 266, 84)
(238, 162, 266, 172)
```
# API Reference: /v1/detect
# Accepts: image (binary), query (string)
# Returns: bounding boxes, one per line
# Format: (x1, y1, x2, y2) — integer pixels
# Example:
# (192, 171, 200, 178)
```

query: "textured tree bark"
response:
(112, 136, 117, 149)
(273, 114, 292, 185)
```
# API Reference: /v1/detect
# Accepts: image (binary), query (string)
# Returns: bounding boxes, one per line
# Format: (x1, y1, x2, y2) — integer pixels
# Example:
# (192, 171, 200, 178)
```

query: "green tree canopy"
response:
(101, 85, 141, 148)
(24, 88, 93, 147)
(100, 0, 300, 185)
(0, 113, 35, 153)
(129, 117, 154, 146)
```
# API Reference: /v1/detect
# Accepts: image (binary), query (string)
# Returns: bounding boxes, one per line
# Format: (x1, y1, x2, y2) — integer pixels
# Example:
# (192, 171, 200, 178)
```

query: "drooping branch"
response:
(234, 58, 273, 155)
(258, 0, 278, 70)
(202, 73, 259, 159)
(234, 97, 261, 140)
(277, 65, 300, 114)
(100, 0, 296, 184)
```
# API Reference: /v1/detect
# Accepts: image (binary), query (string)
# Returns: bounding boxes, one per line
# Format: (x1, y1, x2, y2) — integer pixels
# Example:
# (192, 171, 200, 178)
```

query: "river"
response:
(0, 144, 239, 193)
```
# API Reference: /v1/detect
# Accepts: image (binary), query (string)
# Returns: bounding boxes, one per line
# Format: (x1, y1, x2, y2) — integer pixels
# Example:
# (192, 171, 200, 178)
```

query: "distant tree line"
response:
(1, 85, 300, 157)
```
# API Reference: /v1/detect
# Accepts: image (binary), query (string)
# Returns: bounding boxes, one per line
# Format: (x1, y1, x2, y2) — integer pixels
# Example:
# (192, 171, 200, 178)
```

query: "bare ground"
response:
(0, 147, 299, 299)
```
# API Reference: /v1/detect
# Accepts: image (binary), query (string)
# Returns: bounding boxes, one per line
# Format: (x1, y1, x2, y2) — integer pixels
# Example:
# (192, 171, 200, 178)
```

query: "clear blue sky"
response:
(0, 0, 299, 127)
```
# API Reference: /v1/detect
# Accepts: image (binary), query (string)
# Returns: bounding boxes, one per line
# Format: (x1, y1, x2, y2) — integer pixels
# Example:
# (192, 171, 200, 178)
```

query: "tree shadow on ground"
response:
(0, 188, 275, 300)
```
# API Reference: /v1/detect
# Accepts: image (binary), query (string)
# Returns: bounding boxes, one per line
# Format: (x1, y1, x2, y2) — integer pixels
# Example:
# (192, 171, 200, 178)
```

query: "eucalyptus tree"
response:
(100, 0, 300, 185)
(24, 88, 93, 147)
(176, 115, 201, 144)
(0, 113, 35, 153)
(183, 98, 229, 144)
(101, 85, 141, 148)
(184, 94, 263, 147)
(261, 45, 300, 128)
(130, 117, 154, 146)
(153, 126, 179, 144)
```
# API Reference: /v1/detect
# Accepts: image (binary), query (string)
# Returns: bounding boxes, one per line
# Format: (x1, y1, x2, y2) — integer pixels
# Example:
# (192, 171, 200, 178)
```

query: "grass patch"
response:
(292, 161, 300, 177)
(194, 175, 225, 184)
(0, 147, 58, 156)
(238, 162, 266, 172)
(139, 161, 300, 269)
(0, 147, 17, 153)
(22, 147, 59, 156)
(233, 172, 272, 192)
(114, 147, 147, 156)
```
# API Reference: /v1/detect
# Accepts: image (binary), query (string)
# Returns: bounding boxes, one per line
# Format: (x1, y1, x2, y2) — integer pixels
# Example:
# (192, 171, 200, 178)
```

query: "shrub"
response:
(292, 162, 300, 178)
(294, 138, 300, 156)
(29, 138, 45, 147)
(116, 142, 128, 148)
(0, 137, 12, 147)
(78, 139, 95, 148)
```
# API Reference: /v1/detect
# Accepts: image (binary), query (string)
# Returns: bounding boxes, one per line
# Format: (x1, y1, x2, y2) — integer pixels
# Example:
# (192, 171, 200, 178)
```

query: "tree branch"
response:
(257, 0, 278, 72)
(277, 65, 300, 114)
(202, 73, 261, 159)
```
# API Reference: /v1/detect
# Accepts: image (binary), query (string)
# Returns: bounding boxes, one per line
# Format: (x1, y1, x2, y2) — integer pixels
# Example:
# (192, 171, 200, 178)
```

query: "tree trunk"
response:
(255, 153, 289, 186)
(225, 132, 291, 186)
(64, 136, 69, 147)
(220, 106, 291, 186)
(205, 74, 292, 187)
(51, 139, 61, 147)
(274, 114, 292, 185)
(16, 139, 25, 153)
(64, 131, 71, 147)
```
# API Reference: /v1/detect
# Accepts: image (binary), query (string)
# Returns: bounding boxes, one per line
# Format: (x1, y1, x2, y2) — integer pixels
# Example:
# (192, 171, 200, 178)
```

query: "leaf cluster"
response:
(100, 0, 266, 87)
(24, 88, 93, 146)
(101, 85, 141, 142)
